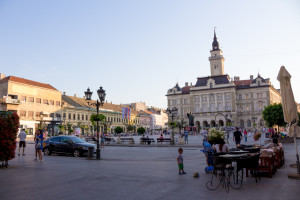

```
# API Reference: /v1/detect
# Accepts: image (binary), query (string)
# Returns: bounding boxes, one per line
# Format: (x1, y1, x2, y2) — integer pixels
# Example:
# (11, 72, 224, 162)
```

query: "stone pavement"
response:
(1, 135, 300, 200)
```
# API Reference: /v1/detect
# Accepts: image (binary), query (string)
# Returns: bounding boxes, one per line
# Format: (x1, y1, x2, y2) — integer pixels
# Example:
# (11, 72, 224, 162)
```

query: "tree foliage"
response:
(176, 119, 187, 132)
(168, 121, 177, 129)
(126, 125, 135, 132)
(137, 127, 146, 135)
(90, 114, 106, 127)
(0, 112, 19, 163)
(262, 103, 286, 127)
(114, 126, 123, 134)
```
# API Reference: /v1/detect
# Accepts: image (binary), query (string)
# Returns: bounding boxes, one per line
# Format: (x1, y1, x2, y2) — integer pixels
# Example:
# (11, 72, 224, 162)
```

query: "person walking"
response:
(271, 128, 279, 139)
(177, 148, 186, 175)
(244, 129, 248, 142)
(33, 130, 39, 161)
(184, 131, 189, 144)
(233, 127, 243, 147)
(18, 129, 27, 156)
(100, 132, 105, 148)
(35, 130, 44, 162)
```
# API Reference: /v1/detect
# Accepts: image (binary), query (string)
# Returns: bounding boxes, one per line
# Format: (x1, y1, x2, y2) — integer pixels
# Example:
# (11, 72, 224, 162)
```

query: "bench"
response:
(85, 137, 97, 144)
(140, 138, 155, 145)
(105, 137, 115, 144)
(120, 138, 135, 144)
(157, 138, 172, 144)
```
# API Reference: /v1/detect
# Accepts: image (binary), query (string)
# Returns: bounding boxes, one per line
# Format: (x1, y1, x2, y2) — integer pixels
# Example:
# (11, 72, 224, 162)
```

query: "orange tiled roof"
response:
(143, 110, 154, 115)
(0, 76, 58, 91)
(64, 95, 140, 115)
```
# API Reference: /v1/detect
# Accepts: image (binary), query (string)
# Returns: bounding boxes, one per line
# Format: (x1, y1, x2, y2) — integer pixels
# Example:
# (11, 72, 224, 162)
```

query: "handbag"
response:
(35, 142, 41, 150)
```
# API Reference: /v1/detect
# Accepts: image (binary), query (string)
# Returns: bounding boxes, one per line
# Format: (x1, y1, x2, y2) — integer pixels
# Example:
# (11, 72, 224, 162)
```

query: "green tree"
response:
(168, 121, 178, 130)
(262, 103, 286, 127)
(137, 127, 146, 135)
(126, 125, 135, 132)
(66, 123, 72, 135)
(90, 114, 106, 131)
(58, 125, 65, 135)
(176, 119, 187, 133)
(114, 126, 123, 134)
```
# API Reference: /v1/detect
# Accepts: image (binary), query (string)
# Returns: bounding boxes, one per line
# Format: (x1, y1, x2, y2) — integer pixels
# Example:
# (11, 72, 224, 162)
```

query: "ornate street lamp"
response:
(166, 107, 178, 145)
(84, 86, 106, 160)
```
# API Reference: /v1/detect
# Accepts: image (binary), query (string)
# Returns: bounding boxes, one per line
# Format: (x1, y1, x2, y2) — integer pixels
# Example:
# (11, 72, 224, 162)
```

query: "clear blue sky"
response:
(0, 0, 299, 108)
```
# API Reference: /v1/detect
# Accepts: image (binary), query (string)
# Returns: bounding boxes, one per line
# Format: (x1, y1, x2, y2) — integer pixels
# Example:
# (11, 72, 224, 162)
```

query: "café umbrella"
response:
(277, 66, 300, 174)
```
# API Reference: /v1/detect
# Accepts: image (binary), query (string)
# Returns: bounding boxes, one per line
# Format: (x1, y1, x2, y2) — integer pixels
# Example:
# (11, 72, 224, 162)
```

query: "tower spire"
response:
(214, 27, 217, 40)
(212, 28, 219, 51)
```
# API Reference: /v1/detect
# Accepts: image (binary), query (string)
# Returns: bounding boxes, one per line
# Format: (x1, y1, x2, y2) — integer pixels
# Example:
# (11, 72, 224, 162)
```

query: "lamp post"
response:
(84, 87, 106, 160)
(215, 113, 232, 144)
(166, 107, 178, 145)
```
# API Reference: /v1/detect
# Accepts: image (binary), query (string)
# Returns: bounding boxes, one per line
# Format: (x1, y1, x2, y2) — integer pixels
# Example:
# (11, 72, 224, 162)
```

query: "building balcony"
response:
(0, 98, 21, 104)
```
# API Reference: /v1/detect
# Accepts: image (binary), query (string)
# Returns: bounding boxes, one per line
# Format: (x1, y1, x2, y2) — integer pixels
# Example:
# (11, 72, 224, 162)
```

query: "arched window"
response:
(260, 119, 264, 127)
(239, 95, 242, 100)
(240, 120, 244, 128)
(247, 120, 251, 127)
(210, 83, 213, 88)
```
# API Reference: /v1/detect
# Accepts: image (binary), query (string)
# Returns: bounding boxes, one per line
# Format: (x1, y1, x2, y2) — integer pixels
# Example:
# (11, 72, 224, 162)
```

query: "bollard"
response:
(87, 147, 94, 159)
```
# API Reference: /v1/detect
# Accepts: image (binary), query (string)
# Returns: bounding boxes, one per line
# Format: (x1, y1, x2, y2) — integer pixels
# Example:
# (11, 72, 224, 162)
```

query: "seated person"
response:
(263, 138, 283, 149)
(159, 134, 164, 139)
(213, 140, 229, 153)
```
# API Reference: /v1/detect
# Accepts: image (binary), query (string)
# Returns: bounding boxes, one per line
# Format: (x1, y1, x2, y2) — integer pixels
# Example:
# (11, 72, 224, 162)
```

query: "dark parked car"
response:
(42, 136, 96, 157)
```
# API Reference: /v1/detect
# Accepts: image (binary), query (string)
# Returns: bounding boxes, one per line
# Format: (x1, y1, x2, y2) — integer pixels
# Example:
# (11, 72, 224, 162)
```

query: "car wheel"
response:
(44, 147, 51, 156)
(73, 149, 80, 157)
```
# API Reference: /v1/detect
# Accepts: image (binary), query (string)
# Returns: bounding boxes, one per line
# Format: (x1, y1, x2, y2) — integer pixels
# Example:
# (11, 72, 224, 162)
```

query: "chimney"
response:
(74, 94, 76, 98)
(0, 73, 5, 80)
(185, 82, 188, 87)
(63, 92, 66, 96)
(250, 75, 253, 80)
(234, 76, 240, 81)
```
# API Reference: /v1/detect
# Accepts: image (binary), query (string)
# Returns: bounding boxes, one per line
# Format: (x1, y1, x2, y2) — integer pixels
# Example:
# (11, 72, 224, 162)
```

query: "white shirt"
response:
(19, 131, 27, 141)
(214, 144, 228, 153)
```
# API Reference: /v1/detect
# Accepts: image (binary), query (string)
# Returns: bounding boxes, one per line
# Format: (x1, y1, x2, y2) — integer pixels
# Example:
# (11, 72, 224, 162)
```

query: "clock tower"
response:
(209, 29, 225, 76)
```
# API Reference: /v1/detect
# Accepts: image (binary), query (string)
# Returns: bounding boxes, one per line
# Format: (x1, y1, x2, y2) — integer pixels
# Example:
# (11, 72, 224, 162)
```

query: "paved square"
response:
(1, 136, 300, 200)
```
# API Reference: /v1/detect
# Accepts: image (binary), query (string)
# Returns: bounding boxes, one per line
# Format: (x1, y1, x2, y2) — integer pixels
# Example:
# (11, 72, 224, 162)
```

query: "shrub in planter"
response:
(207, 128, 224, 144)
(0, 111, 20, 168)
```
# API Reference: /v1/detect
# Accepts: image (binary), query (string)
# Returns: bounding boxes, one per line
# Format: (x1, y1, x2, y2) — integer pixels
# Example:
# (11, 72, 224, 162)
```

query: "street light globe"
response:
(97, 86, 106, 103)
(84, 87, 93, 101)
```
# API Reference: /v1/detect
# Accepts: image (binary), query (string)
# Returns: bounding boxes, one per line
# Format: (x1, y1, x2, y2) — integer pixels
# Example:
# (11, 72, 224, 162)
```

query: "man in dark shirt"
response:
(271, 128, 279, 139)
(233, 127, 243, 147)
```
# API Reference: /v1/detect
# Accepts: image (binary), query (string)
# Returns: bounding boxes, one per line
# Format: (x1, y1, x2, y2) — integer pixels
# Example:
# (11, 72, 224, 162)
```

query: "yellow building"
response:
(0, 74, 62, 137)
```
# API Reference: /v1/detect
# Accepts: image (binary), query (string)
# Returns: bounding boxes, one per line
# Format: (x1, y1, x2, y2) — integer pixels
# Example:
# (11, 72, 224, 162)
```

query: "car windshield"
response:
(68, 137, 86, 144)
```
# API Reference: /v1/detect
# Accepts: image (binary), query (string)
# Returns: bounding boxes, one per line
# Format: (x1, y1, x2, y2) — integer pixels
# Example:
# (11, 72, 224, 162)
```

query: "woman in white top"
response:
(213, 140, 229, 153)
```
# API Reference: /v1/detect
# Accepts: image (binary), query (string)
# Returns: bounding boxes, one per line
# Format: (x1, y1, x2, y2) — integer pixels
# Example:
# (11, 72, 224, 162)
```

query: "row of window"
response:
(240, 119, 264, 127)
(20, 96, 60, 106)
(19, 110, 49, 117)
(238, 92, 264, 100)
(63, 113, 140, 124)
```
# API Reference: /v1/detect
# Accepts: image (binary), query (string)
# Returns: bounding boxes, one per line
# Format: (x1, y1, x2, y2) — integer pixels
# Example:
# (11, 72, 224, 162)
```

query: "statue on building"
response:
(187, 112, 194, 126)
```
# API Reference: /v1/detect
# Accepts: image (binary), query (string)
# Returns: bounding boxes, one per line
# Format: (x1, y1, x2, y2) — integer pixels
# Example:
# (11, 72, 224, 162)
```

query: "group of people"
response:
(17, 129, 44, 162)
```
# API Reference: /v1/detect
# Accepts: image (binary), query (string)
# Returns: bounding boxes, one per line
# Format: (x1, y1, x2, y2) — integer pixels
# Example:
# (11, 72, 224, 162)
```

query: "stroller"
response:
(200, 141, 214, 173)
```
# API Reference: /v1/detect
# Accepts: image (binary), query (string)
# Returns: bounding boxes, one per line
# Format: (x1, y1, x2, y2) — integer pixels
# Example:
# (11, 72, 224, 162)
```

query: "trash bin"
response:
(87, 147, 94, 159)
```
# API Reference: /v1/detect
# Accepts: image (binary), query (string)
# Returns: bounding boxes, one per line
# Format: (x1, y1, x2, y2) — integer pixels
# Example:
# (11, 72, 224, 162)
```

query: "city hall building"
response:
(166, 31, 281, 132)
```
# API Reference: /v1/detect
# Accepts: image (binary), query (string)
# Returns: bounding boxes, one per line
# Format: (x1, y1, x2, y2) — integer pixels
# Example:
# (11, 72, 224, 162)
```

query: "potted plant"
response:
(207, 128, 225, 145)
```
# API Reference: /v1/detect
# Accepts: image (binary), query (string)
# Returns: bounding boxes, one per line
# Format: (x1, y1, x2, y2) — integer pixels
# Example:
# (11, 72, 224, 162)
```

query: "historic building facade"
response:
(0, 74, 62, 136)
(166, 31, 282, 131)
